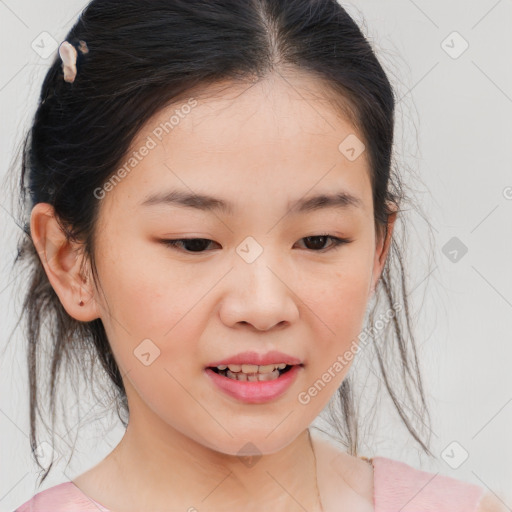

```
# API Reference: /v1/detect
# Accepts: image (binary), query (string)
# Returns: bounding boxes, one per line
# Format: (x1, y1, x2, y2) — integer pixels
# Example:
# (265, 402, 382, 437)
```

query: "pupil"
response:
(185, 239, 209, 252)
(305, 236, 327, 250)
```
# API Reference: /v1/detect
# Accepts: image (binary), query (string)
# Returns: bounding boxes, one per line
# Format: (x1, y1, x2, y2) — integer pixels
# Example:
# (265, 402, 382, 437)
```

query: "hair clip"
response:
(58, 40, 89, 84)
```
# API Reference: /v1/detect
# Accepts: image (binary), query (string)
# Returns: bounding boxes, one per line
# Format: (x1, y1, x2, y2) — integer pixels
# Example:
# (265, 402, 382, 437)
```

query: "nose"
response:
(219, 251, 300, 332)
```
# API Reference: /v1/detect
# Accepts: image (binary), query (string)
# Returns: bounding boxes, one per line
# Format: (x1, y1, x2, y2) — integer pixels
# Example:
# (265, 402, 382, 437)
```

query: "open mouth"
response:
(204, 363, 304, 403)
(207, 364, 300, 382)
(209, 364, 294, 376)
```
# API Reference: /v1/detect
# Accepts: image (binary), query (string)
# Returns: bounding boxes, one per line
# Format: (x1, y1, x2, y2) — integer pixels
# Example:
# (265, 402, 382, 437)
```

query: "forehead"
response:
(101, 72, 372, 218)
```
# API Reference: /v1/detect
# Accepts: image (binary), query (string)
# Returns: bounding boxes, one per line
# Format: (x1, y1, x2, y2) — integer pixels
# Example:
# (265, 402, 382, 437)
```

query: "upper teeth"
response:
(216, 363, 288, 373)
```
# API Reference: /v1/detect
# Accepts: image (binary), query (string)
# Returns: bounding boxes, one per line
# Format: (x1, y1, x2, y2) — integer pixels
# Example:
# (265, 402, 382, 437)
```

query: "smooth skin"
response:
(31, 69, 400, 512)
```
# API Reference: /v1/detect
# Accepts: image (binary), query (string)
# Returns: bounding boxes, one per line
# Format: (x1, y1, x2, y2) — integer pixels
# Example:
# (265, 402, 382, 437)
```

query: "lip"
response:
(206, 350, 303, 368)
(205, 364, 303, 404)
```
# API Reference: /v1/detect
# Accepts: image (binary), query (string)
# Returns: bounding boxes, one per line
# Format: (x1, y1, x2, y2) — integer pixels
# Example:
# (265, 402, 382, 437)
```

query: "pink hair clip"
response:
(58, 40, 89, 83)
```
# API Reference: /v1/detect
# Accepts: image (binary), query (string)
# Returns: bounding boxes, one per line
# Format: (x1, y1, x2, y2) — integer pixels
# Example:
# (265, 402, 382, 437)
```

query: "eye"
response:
(161, 238, 219, 253)
(295, 234, 352, 252)
(160, 234, 351, 254)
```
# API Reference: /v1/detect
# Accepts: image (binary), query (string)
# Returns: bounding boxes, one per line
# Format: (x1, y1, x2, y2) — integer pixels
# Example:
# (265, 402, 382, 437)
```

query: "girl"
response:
(10, 0, 505, 510)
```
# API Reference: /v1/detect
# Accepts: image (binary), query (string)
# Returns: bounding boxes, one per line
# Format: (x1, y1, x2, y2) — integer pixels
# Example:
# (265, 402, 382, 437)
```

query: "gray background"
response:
(1, 1, 511, 510)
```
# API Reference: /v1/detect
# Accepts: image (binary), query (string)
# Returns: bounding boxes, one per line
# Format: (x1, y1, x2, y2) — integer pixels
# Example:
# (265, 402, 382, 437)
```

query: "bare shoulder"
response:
(477, 491, 510, 512)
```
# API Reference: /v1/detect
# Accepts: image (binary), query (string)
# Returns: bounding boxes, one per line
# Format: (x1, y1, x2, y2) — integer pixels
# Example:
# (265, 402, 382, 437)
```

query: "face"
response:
(35, 71, 395, 457)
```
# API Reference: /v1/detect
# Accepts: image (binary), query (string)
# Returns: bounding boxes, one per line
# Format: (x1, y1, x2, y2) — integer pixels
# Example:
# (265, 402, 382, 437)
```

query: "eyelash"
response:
(160, 234, 352, 254)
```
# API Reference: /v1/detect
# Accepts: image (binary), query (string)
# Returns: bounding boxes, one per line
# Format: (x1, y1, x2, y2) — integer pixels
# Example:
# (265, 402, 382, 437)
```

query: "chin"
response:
(192, 426, 305, 458)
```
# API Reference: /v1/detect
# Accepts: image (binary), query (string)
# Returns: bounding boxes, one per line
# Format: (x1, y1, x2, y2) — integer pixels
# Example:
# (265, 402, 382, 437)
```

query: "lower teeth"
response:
(223, 368, 281, 381)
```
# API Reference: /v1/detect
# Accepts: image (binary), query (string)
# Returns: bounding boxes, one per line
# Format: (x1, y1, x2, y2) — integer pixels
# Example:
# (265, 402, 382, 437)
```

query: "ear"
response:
(30, 203, 100, 322)
(369, 202, 398, 297)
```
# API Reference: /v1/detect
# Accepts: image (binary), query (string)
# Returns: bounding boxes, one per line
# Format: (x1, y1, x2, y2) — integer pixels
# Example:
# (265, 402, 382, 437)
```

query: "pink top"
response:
(14, 456, 486, 511)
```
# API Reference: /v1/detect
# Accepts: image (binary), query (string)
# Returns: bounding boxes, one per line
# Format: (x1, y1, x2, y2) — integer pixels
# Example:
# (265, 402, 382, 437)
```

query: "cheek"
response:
(93, 245, 214, 404)
(96, 238, 205, 335)
(298, 253, 373, 386)
(302, 255, 372, 335)
(122, 359, 217, 450)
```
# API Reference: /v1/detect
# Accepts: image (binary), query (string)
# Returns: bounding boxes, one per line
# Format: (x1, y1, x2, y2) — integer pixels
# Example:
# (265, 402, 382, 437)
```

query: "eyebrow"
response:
(140, 189, 363, 215)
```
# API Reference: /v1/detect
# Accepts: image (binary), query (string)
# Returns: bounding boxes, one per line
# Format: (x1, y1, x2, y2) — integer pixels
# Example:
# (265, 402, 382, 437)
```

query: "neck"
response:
(102, 396, 323, 511)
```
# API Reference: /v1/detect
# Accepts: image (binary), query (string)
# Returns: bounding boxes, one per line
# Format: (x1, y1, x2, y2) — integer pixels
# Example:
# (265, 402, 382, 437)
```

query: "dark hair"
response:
(8, 0, 436, 486)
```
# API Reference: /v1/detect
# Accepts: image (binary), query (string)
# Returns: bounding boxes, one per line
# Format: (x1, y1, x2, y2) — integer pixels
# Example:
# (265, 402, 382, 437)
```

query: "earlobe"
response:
(30, 203, 99, 322)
